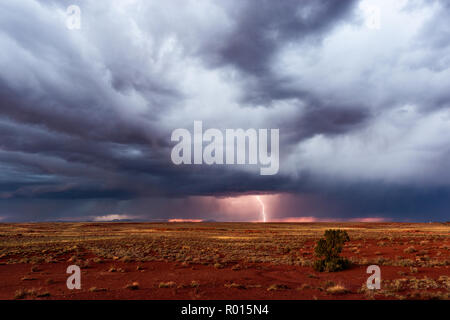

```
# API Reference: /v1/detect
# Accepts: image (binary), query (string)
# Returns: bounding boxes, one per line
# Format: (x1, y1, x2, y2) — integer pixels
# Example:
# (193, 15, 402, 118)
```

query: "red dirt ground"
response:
(1, 261, 448, 300)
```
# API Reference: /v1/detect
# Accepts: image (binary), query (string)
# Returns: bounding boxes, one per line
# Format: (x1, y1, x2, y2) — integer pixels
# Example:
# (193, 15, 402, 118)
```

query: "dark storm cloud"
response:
(0, 0, 449, 222)
(202, 0, 359, 105)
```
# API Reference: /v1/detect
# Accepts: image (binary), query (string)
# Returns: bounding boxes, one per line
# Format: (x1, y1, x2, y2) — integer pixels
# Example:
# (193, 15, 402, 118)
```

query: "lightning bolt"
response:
(255, 195, 267, 222)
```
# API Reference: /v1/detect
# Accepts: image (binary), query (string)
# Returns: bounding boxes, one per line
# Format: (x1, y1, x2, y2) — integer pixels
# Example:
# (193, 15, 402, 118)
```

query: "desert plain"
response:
(0, 222, 449, 300)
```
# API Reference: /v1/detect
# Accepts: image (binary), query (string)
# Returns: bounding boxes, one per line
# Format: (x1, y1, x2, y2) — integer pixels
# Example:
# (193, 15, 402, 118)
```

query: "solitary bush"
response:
(313, 229, 350, 272)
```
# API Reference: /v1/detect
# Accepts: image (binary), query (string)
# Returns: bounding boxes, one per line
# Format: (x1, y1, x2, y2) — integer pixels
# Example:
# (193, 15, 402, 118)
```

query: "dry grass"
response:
(14, 289, 28, 300)
(267, 284, 290, 291)
(404, 246, 417, 254)
(125, 282, 139, 290)
(14, 288, 49, 299)
(326, 284, 349, 295)
(159, 281, 176, 288)
(225, 283, 246, 289)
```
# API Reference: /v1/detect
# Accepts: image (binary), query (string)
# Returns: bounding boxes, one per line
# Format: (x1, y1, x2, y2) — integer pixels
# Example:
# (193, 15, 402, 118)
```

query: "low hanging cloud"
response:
(0, 0, 449, 222)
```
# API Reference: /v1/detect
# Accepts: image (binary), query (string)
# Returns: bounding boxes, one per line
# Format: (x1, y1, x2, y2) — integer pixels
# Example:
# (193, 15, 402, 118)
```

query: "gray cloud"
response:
(0, 0, 449, 222)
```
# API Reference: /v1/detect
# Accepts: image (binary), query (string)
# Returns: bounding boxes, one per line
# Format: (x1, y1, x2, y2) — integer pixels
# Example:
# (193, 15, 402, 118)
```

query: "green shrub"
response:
(313, 229, 350, 272)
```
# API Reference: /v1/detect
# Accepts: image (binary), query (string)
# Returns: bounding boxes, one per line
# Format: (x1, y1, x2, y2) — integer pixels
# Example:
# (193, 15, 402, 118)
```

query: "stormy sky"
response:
(1, 0, 450, 222)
